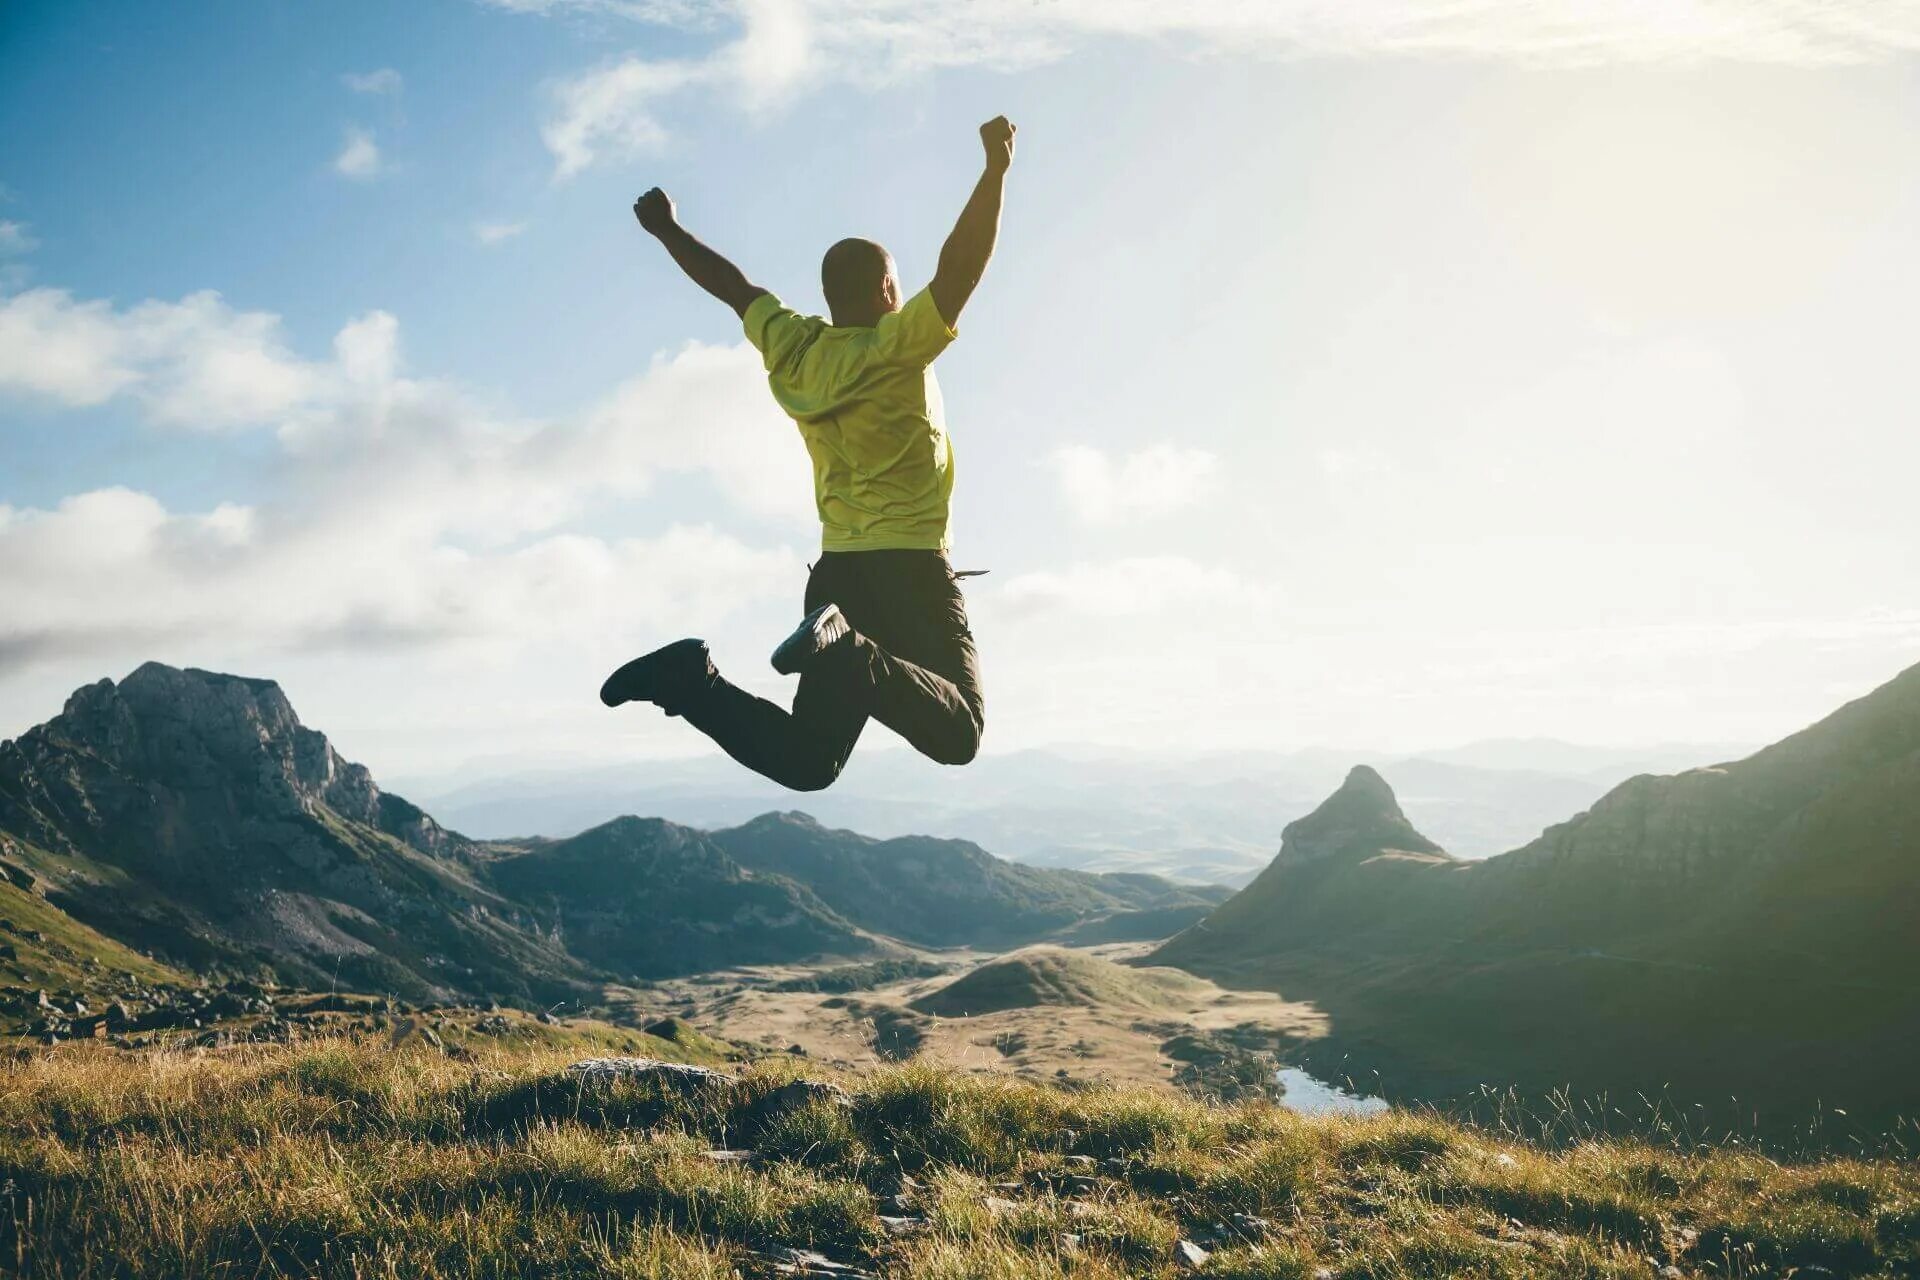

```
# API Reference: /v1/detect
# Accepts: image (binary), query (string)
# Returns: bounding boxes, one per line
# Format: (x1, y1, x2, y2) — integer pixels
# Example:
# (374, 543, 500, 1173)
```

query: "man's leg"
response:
(833, 551, 985, 767)
(674, 666, 867, 792)
(613, 560, 870, 792)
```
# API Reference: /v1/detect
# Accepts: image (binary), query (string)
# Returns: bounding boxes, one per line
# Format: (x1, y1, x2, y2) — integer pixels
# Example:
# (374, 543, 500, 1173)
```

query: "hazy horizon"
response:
(5, 1, 1919, 780)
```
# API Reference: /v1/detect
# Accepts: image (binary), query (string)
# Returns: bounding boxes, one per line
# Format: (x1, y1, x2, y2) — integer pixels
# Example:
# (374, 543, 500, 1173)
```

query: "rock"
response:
(1229, 1212, 1274, 1240)
(1174, 1240, 1210, 1270)
(757, 1245, 872, 1277)
(756, 1077, 850, 1119)
(983, 1196, 1020, 1216)
(1064, 1154, 1096, 1170)
(0, 861, 36, 891)
(566, 1057, 738, 1091)
(876, 1215, 925, 1236)
(701, 1149, 757, 1165)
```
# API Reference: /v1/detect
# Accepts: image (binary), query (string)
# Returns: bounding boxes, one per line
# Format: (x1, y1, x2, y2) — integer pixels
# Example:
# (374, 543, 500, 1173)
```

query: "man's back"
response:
(744, 286, 959, 553)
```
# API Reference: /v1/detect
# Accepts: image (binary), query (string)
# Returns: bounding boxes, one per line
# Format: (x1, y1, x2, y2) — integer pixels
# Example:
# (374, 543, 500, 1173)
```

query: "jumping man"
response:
(599, 116, 1016, 791)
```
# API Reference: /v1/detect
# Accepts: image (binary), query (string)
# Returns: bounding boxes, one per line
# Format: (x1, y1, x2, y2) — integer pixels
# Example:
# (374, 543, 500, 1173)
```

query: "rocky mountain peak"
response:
(1271, 764, 1445, 867)
(8, 662, 458, 861)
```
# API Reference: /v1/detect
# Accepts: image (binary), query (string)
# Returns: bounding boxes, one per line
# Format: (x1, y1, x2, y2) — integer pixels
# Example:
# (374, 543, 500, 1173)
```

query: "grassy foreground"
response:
(1, 1034, 1915, 1279)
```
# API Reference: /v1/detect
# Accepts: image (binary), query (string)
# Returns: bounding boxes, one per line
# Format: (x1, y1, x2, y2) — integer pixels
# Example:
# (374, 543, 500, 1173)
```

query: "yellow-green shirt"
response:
(743, 286, 958, 552)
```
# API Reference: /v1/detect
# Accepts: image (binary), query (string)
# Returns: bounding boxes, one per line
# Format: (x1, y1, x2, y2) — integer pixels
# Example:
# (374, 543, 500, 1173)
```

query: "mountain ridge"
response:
(0, 663, 1225, 999)
(1154, 658, 1920, 1117)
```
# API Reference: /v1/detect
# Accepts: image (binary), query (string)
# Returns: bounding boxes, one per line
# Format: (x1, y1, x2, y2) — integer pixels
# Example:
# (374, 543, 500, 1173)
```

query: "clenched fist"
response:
(633, 187, 677, 236)
(980, 116, 1016, 172)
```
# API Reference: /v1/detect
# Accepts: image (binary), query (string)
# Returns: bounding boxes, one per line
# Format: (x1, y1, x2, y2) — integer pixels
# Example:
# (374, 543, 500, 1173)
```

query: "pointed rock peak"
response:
(1273, 764, 1445, 866)
(1334, 764, 1395, 807)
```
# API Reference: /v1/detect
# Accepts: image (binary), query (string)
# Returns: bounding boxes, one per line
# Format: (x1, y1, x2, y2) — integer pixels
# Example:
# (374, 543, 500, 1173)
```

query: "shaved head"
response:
(821, 237, 899, 326)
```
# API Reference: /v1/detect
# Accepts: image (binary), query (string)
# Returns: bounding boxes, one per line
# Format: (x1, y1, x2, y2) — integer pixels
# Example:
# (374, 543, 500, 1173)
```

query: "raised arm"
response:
(929, 116, 1015, 327)
(633, 188, 767, 319)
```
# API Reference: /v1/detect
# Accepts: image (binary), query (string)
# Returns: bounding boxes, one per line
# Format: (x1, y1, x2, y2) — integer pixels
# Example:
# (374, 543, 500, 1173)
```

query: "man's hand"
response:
(980, 116, 1016, 173)
(633, 187, 677, 237)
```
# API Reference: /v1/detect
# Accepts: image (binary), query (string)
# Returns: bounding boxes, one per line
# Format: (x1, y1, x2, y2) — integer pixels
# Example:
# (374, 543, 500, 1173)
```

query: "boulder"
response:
(566, 1057, 738, 1091)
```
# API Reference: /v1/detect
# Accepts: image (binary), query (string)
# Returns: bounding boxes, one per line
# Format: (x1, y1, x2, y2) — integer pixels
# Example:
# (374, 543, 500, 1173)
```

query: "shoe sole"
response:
(771, 604, 850, 675)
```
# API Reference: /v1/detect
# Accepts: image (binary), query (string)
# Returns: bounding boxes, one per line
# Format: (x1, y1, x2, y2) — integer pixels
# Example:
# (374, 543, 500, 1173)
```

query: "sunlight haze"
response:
(3, 0, 1918, 779)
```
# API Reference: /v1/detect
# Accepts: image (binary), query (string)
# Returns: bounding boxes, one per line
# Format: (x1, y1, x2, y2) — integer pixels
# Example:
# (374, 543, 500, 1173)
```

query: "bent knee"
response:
(932, 717, 983, 767)
(783, 758, 846, 793)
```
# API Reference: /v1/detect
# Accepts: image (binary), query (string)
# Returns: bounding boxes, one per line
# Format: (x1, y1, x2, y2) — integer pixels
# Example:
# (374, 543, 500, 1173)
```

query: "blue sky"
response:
(4, 0, 1920, 778)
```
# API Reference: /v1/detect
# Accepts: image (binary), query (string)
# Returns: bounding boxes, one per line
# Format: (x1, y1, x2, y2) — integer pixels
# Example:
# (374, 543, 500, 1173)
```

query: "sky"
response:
(3, 0, 1919, 783)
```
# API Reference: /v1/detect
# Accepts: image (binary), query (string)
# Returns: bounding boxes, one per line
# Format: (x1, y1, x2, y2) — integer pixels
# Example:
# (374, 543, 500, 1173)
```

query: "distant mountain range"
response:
(1155, 660, 1920, 1120)
(0, 664, 1218, 1003)
(396, 738, 1750, 886)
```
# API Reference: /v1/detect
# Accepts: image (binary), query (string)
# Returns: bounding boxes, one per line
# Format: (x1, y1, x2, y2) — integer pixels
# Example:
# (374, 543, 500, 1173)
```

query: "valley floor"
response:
(3, 1030, 1916, 1279)
(639, 943, 1327, 1094)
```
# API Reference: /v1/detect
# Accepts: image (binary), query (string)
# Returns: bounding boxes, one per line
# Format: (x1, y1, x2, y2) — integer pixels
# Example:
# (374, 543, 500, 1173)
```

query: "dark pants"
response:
(680, 550, 985, 791)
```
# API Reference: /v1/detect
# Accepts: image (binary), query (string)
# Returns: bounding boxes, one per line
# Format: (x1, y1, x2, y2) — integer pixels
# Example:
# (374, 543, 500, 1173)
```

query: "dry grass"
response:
(1, 1035, 1915, 1278)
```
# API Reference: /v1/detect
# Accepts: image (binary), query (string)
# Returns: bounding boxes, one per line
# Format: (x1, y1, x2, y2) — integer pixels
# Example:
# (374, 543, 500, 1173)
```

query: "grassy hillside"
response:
(1155, 665, 1920, 1122)
(0, 863, 186, 993)
(3, 1034, 1915, 1278)
(913, 946, 1223, 1018)
(487, 817, 873, 978)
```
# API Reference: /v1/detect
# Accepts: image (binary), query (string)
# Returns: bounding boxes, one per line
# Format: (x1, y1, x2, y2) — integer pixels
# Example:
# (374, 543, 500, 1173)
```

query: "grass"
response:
(0, 870, 188, 995)
(910, 947, 1206, 1017)
(1, 1033, 1915, 1279)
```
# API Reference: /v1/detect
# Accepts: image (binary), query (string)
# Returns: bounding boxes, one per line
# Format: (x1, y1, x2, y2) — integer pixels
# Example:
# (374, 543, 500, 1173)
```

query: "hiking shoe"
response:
(600, 638, 714, 709)
(770, 603, 853, 675)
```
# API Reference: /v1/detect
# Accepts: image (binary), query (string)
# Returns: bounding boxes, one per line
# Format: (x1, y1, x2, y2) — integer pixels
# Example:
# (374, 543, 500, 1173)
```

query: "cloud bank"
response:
(530, 0, 1920, 175)
(0, 283, 815, 667)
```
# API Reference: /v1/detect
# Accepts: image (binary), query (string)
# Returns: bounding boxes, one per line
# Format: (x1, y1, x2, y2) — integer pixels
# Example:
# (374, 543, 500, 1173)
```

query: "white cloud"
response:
(544, 57, 709, 179)
(1049, 443, 1217, 524)
(473, 220, 528, 245)
(0, 220, 35, 254)
(0, 484, 795, 665)
(527, 0, 1920, 175)
(0, 281, 816, 668)
(333, 127, 383, 179)
(0, 288, 322, 428)
(343, 68, 404, 95)
(0, 290, 142, 407)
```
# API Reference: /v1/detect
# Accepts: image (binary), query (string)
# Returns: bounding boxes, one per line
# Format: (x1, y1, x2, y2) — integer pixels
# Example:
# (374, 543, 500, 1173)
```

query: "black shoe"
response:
(770, 603, 853, 675)
(600, 638, 714, 709)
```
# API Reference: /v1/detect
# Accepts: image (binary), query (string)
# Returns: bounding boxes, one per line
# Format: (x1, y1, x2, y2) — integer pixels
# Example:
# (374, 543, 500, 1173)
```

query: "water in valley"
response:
(1275, 1067, 1389, 1116)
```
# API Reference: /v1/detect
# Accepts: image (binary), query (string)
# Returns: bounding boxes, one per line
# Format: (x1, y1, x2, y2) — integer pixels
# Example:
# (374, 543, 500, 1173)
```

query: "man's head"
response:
(821, 237, 900, 327)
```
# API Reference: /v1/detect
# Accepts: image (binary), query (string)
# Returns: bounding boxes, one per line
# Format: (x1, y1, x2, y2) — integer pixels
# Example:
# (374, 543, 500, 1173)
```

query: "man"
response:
(599, 116, 1016, 792)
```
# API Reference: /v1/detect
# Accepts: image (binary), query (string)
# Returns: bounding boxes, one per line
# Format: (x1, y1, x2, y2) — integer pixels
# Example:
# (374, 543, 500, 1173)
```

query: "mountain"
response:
(0, 666, 865, 999)
(488, 818, 870, 977)
(399, 739, 1724, 882)
(708, 811, 1228, 949)
(1155, 661, 1920, 1119)
(0, 664, 1226, 1005)
(0, 663, 581, 1002)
